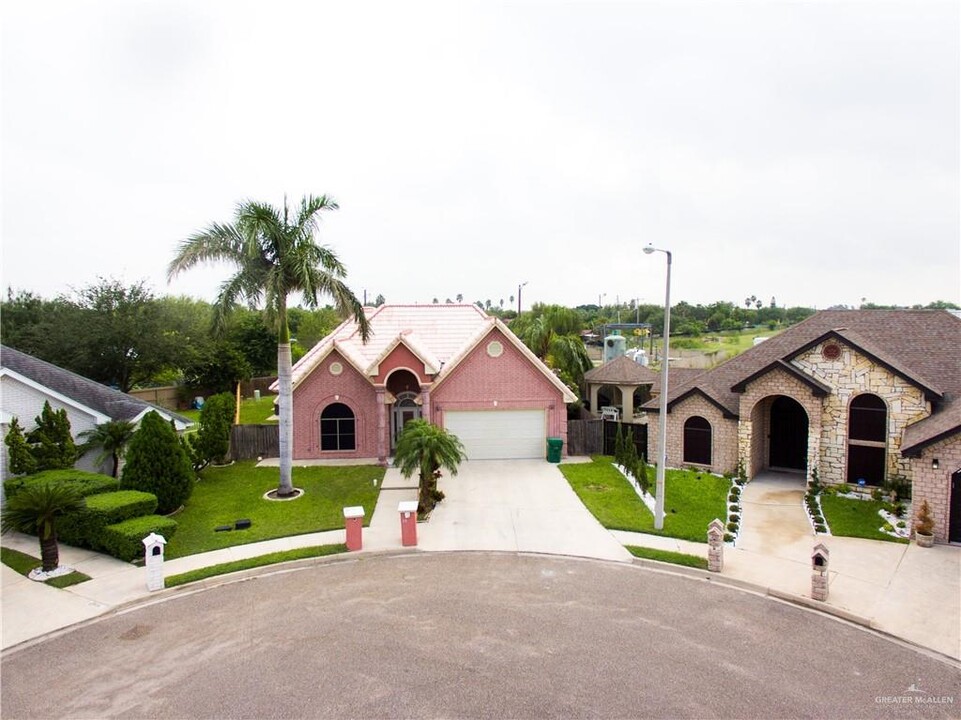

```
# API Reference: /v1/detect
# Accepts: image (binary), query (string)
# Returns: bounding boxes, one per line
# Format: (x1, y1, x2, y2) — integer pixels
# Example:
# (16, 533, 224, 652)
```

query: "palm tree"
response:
(78, 420, 136, 478)
(168, 195, 371, 496)
(393, 420, 466, 515)
(1, 483, 84, 572)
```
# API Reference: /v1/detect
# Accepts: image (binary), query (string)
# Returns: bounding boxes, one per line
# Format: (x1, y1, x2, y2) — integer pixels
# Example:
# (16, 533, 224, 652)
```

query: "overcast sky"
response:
(2, 1, 958, 313)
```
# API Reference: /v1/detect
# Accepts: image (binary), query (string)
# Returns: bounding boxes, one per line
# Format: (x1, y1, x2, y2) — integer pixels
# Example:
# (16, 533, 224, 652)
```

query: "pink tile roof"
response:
(287, 304, 576, 402)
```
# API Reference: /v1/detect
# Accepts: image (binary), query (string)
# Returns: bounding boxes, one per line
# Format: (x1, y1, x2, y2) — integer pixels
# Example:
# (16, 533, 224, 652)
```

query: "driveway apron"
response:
(414, 460, 632, 562)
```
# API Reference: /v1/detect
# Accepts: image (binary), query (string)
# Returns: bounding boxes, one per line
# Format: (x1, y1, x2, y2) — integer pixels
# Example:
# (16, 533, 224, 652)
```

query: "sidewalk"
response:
(3, 463, 959, 661)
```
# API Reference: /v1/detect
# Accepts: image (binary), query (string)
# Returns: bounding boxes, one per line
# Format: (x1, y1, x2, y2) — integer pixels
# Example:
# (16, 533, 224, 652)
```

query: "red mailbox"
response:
(343, 506, 365, 551)
(399, 500, 419, 547)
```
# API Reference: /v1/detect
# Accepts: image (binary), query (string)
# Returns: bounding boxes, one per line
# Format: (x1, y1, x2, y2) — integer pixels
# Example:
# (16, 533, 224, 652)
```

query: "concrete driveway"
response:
(413, 459, 632, 562)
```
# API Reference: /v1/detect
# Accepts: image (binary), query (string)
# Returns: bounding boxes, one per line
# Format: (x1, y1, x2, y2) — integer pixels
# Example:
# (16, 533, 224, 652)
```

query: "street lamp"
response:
(643, 243, 671, 530)
(518, 281, 528, 315)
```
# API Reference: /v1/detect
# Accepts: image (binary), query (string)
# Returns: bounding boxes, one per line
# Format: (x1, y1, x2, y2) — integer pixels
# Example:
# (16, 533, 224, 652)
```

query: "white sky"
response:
(2, 0, 959, 311)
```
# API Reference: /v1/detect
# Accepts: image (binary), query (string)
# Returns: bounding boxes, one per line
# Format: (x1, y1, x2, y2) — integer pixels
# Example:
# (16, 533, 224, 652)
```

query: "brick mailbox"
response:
(707, 519, 725, 573)
(811, 543, 830, 601)
(343, 506, 365, 551)
(399, 500, 419, 547)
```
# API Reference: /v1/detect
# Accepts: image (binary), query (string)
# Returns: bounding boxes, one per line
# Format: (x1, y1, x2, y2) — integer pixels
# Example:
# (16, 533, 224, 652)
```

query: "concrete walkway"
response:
(3, 460, 959, 661)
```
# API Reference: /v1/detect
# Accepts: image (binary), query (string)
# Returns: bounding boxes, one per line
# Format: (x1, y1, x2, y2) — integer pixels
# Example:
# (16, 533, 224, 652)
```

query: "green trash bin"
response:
(546, 437, 563, 463)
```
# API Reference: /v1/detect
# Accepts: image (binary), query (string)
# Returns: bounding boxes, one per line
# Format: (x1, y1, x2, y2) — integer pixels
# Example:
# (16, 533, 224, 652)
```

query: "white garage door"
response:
(443, 410, 547, 460)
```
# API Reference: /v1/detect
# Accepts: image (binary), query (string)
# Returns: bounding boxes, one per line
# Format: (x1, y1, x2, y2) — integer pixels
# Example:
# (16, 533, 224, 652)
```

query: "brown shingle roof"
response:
(584, 355, 659, 385)
(641, 311, 961, 449)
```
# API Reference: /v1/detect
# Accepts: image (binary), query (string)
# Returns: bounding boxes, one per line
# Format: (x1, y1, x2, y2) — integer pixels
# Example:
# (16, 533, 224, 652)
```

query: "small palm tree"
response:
(1, 483, 84, 572)
(393, 420, 466, 515)
(78, 420, 136, 478)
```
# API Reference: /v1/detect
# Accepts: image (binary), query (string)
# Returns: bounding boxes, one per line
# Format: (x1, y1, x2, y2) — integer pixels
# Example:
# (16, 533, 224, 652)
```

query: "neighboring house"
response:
(639, 310, 961, 544)
(0, 345, 192, 487)
(277, 304, 577, 462)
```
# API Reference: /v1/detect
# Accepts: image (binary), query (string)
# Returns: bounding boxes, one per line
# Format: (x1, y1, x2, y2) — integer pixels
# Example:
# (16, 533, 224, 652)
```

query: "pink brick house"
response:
(284, 304, 576, 463)
(641, 309, 961, 544)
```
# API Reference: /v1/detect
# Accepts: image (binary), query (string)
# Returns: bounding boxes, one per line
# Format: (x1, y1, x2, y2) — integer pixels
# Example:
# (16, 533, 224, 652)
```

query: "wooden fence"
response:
(567, 419, 648, 459)
(229, 424, 279, 460)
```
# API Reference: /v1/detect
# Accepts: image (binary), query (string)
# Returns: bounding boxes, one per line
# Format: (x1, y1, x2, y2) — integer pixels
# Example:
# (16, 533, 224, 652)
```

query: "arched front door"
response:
(769, 396, 808, 471)
(391, 392, 421, 450)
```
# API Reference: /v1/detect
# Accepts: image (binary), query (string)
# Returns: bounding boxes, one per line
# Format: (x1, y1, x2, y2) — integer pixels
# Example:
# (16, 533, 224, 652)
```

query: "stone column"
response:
(707, 518, 724, 573)
(590, 384, 600, 416)
(620, 385, 636, 423)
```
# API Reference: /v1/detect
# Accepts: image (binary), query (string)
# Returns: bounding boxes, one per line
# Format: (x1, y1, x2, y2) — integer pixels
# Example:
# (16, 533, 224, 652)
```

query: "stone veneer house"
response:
(281, 304, 577, 463)
(640, 310, 961, 544)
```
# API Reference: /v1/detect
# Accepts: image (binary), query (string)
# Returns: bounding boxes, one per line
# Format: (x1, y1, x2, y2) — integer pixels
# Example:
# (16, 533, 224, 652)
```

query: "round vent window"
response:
(822, 343, 841, 361)
(487, 341, 504, 358)
(329, 361, 344, 376)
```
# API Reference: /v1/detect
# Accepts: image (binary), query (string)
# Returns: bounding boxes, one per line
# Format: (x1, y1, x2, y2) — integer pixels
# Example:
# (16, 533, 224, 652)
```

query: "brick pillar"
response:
(811, 543, 830, 601)
(707, 518, 724, 573)
(376, 388, 387, 463)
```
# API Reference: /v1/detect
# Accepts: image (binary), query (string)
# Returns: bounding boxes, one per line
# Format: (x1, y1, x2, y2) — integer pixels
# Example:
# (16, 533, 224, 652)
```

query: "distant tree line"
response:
(1, 278, 347, 395)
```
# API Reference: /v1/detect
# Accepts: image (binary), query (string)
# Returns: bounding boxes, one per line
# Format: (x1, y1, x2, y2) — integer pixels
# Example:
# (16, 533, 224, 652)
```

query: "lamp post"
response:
(643, 243, 671, 530)
(518, 281, 528, 315)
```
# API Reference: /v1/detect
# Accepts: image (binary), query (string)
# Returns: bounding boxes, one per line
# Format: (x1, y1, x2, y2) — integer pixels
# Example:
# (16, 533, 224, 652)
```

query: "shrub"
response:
(100, 515, 178, 562)
(871, 488, 884, 502)
(726, 521, 738, 532)
(57, 490, 158, 549)
(723, 533, 734, 543)
(836, 483, 851, 495)
(729, 504, 739, 513)
(729, 514, 740, 523)
(186, 392, 235, 470)
(729, 486, 741, 497)
(26, 401, 77, 471)
(812, 515, 824, 524)
(4, 418, 36, 476)
(4, 469, 118, 501)
(122, 411, 194, 514)
(883, 474, 911, 502)
(814, 524, 827, 533)
(915, 499, 935, 536)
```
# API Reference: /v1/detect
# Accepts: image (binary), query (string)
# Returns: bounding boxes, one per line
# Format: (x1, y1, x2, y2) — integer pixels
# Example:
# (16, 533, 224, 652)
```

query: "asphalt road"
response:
(3, 553, 958, 719)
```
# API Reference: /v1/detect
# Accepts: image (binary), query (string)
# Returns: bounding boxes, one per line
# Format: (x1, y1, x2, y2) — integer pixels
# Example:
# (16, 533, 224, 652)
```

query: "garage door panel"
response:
(444, 410, 546, 460)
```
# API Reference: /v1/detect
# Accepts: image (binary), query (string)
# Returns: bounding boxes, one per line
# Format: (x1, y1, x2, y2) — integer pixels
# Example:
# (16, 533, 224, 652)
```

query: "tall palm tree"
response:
(168, 195, 371, 496)
(78, 420, 136, 478)
(1, 483, 84, 572)
(393, 420, 466, 515)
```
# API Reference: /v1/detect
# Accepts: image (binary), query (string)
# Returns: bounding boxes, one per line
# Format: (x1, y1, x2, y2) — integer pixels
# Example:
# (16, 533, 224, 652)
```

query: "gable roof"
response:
(0, 345, 192, 429)
(285, 304, 577, 402)
(584, 355, 660, 385)
(640, 311, 961, 445)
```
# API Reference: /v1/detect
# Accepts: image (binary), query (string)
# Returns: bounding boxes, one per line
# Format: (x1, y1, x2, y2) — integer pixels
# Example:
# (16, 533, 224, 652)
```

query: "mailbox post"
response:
(707, 518, 724, 573)
(142, 533, 167, 592)
(399, 500, 419, 547)
(343, 506, 365, 551)
(811, 543, 830, 601)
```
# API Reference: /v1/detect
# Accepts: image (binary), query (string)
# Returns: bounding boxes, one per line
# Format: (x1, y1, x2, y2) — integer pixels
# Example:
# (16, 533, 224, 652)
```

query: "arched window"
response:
(847, 394, 886, 485)
(683, 416, 712, 465)
(320, 403, 356, 451)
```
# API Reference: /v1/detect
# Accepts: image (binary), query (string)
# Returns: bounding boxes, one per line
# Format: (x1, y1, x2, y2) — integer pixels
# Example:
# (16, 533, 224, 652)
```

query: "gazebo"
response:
(583, 355, 659, 423)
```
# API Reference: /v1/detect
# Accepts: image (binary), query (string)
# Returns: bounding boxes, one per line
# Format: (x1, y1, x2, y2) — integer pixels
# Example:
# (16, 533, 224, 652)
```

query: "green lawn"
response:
(165, 544, 348, 587)
(819, 495, 908, 543)
(165, 461, 384, 559)
(180, 396, 277, 427)
(560, 456, 729, 543)
(626, 545, 709, 570)
(0, 547, 91, 587)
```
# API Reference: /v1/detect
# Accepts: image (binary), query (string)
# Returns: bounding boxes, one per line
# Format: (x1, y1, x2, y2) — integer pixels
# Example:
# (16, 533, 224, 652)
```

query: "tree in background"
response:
(4, 418, 37, 476)
(393, 419, 466, 516)
(27, 402, 77, 471)
(77, 420, 136, 478)
(511, 305, 593, 392)
(121, 411, 194, 514)
(1, 482, 85, 572)
(168, 194, 371, 497)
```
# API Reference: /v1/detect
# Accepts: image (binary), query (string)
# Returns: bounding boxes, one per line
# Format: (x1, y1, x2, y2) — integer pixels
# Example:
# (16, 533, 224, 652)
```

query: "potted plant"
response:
(914, 499, 935, 548)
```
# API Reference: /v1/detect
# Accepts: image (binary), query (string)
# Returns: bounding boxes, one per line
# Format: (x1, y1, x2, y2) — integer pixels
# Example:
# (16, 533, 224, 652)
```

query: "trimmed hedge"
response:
(4, 469, 119, 500)
(101, 516, 178, 562)
(58, 490, 159, 549)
